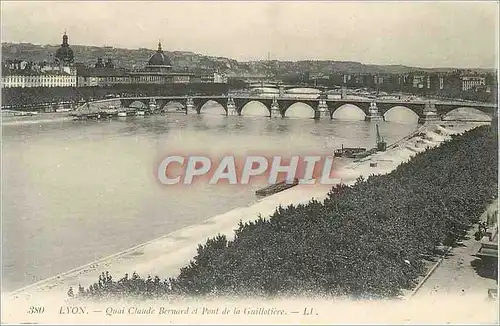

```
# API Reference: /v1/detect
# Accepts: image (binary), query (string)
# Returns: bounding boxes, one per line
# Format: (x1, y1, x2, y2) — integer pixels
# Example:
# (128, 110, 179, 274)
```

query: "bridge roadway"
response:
(76, 95, 498, 121)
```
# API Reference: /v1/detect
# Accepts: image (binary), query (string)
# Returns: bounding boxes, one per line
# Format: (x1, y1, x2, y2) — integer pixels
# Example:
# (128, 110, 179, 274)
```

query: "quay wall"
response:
(1, 83, 229, 109)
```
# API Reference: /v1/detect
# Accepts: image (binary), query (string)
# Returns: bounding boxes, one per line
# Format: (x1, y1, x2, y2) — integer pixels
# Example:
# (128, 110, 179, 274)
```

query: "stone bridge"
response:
(85, 95, 497, 122)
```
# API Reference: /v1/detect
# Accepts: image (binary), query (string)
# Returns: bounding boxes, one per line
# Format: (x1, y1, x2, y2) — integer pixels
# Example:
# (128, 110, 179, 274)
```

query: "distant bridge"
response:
(246, 82, 327, 90)
(76, 95, 498, 122)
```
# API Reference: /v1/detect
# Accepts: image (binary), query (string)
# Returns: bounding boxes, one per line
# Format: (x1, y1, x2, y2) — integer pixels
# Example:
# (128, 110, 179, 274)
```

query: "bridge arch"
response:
(383, 106, 419, 124)
(240, 100, 270, 117)
(283, 102, 316, 119)
(442, 107, 492, 122)
(128, 100, 148, 109)
(162, 100, 186, 113)
(199, 100, 227, 115)
(332, 104, 366, 121)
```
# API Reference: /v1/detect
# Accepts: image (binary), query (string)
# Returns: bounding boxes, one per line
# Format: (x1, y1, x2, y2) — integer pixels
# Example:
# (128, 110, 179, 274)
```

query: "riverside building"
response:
(76, 59, 130, 87)
(2, 69, 77, 88)
(1, 32, 77, 88)
(461, 75, 487, 91)
(128, 41, 194, 84)
(75, 41, 195, 86)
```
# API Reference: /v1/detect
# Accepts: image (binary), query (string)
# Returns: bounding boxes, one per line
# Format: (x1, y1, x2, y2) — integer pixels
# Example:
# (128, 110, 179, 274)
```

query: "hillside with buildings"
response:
(2, 41, 496, 77)
(2, 42, 248, 76)
(1, 35, 498, 109)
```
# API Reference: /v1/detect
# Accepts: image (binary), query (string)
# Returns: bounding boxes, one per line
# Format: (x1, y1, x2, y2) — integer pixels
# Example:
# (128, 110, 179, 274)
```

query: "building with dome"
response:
(2, 32, 77, 88)
(75, 41, 194, 87)
(55, 32, 74, 65)
(145, 42, 171, 72)
(129, 41, 194, 84)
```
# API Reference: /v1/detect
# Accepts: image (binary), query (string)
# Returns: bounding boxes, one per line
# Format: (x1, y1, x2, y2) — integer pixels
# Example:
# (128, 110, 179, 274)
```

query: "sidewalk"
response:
(412, 200, 498, 300)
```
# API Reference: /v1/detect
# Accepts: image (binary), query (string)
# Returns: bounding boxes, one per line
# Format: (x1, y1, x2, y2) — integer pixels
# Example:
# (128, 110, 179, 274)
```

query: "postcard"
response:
(1, 1, 498, 324)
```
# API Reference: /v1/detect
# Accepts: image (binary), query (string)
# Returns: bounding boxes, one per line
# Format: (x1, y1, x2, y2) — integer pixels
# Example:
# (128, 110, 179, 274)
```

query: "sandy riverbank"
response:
(2, 112, 74, 126)
(2, 121, 491, 322)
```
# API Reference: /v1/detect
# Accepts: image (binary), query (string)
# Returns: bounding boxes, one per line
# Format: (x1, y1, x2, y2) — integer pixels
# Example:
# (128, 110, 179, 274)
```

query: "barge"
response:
(255, 178, 299, 197)
(335, 124, 387, 161)
(334, 145, 367, 158)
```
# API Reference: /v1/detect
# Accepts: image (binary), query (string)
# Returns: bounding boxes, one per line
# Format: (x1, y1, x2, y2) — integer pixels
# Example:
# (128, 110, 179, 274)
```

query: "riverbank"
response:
(2, 111, 74, 126)
(3, 121, 493, 324)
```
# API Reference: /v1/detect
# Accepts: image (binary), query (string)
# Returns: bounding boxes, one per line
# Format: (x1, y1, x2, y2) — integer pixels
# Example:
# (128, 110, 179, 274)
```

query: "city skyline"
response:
(1, 1, 499, 69)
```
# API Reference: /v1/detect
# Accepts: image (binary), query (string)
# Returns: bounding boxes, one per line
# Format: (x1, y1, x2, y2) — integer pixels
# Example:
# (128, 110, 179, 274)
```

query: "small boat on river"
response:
(335, 124, 386, 159)
(334, 145, 367, 158)
(255, 178, 299, 197)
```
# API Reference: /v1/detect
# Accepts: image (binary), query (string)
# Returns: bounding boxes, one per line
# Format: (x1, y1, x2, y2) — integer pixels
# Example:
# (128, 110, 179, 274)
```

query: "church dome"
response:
(55, 32, 74, 64)
(147, 42, 171, 67)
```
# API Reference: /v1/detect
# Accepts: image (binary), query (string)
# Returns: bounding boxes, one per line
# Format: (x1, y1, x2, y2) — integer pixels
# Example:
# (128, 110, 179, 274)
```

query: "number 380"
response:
(27, 306, 45, 314)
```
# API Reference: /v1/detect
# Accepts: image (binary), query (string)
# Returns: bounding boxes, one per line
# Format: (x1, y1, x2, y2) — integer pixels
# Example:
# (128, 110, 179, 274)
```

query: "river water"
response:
(2, 102, 419, 292)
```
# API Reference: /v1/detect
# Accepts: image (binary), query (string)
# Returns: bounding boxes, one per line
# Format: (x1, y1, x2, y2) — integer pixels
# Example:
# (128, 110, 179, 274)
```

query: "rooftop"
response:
(146, 41, 172, 68)
(2, 70, 71, 76)
(128, 71, 194, 76)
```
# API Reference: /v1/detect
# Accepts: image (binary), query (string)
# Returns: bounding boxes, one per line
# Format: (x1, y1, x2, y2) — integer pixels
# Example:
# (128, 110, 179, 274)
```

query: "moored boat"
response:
(255, 178, 299, 197)
(334, 145, 367, 158)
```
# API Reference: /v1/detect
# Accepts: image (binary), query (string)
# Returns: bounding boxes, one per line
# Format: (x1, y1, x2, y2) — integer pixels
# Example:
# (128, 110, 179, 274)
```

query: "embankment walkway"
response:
(412, 200, 498, 299)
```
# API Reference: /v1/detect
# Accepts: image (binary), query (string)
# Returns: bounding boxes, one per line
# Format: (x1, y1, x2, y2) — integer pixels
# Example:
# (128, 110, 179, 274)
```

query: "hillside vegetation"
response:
(74, 125, 497, 300)
(5, 42, 493, 76)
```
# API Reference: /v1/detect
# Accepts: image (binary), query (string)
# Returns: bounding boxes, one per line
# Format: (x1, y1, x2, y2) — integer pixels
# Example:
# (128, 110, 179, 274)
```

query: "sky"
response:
(1, 1, 498, 69)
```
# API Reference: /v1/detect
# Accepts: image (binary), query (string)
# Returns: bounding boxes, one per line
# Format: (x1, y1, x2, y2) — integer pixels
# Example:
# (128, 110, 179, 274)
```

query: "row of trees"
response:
(75, 125, 498, 300)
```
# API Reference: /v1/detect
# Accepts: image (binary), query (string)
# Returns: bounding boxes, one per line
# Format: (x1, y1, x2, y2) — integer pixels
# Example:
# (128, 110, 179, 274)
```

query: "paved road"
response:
(412, 200, 498, 323)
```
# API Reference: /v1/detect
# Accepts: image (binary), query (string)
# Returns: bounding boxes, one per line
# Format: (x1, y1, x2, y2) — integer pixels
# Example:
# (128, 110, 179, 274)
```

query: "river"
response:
(1, 102, 418, 292)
